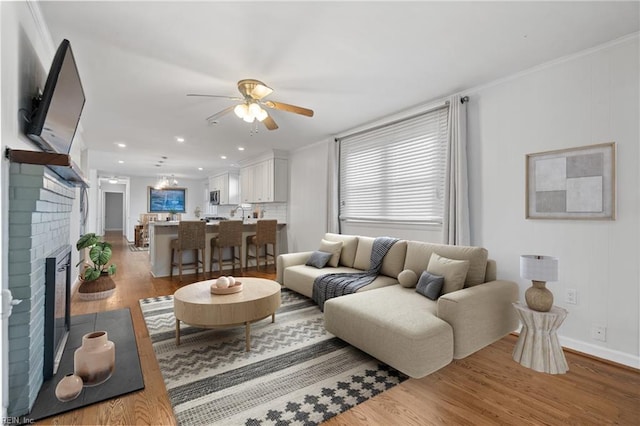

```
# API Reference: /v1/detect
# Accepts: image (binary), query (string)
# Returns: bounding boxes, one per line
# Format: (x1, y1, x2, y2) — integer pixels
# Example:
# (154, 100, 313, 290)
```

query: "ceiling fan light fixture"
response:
(234, 103, 249, 119)
(252, 83, 273, 99)
(255, 107, 268, 122)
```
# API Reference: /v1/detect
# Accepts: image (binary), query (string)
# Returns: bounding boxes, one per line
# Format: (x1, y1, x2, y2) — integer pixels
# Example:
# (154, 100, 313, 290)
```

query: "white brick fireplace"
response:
(7, 163, 75, 416)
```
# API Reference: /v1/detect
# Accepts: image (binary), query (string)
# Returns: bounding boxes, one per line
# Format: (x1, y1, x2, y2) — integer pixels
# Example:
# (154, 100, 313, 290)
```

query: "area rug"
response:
(140, 289, 408, 425)
(128, 243, 148, 252)
(29, 308, 145, 421)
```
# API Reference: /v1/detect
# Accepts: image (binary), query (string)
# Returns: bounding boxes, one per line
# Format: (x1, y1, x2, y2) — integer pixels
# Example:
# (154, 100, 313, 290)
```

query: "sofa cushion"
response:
(319, 239, 342, 267)
(305, 251, 333, 269)
(415, 271, 444, 300)
(353, 237, 407, 278)
(283, 265, 398, 299)
(427, 253, 469, 295)
(403, 241, 488, 287)
(398, 269, 418, 288)
(324, 233, 358, 268)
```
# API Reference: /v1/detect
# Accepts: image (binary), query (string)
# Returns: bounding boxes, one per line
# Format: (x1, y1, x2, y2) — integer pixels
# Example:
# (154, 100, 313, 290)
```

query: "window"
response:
(339, 105, 449, 224)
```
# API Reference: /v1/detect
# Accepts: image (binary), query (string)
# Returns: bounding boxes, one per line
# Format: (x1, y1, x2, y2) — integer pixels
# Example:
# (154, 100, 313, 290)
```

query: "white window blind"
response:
(339, 106, 449, 224)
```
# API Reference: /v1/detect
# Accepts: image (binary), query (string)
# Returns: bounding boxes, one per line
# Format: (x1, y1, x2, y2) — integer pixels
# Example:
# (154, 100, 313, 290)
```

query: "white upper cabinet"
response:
(240, 158, 287, 203)
(208, 172, 239, 205)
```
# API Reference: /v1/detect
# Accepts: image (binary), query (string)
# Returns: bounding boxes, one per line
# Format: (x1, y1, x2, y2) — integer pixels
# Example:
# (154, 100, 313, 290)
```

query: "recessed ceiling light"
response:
(116, 142, 126, 148)
(238, 147, 245, 151)
(176, 137, 185, 143)
(108, 179, 118, 184)
(221, 155, 227, 160)
(118, 160, 124, 164)
(197, 167, 203, 171)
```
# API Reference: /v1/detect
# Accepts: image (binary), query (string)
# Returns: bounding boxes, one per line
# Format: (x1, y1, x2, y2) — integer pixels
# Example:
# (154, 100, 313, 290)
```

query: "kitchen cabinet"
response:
(240, 158, 287, 203)
(208, 172, 239, 205)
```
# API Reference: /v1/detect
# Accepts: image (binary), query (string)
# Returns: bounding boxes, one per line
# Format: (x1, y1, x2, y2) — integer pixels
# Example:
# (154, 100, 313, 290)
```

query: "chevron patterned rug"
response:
(140, 288, 408, 425)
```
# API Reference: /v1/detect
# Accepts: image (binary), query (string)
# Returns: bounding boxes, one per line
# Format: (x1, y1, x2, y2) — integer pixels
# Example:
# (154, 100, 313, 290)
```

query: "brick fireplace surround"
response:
(7, 163, 75, 416)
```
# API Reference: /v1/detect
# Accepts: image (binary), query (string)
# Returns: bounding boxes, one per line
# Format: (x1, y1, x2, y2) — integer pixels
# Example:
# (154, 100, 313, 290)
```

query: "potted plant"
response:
(76, 233, 117, 300)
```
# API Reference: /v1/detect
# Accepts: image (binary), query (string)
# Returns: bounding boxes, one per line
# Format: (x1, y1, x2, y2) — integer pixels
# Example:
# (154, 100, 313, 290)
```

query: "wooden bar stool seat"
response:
(170, 221, 206, 282)
(210, 220, 243, 274)
(245, 219, 277, 271)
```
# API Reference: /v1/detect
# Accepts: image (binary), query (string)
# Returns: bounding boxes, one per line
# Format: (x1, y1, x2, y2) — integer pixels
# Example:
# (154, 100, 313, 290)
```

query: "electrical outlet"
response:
(565, 288, 577, 304)
(591, 325, 607, 342)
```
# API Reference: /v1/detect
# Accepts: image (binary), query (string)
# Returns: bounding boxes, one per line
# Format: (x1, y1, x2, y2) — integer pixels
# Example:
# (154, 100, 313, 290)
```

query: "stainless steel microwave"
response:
(209, 190, 220, 205)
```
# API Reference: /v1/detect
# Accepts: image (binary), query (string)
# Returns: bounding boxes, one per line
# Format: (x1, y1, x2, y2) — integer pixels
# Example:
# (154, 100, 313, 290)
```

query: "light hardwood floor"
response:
(40, 232, 639, 425)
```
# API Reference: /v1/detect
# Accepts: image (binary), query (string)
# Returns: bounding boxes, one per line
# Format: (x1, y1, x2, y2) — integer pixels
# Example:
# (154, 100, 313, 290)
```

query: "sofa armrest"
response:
(437, 280, 519, 359)
(276, 251, 313, 284)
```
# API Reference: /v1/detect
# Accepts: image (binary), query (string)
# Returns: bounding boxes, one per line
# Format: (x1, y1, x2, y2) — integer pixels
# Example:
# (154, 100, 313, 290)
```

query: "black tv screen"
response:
(27, 39, 85, 154)
(148, 187, 187, 213)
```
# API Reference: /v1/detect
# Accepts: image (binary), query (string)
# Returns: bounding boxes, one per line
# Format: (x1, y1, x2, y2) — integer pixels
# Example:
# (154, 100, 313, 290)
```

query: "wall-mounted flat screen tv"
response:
(148, 187, 187, 213)
(27, 39, 85, 155)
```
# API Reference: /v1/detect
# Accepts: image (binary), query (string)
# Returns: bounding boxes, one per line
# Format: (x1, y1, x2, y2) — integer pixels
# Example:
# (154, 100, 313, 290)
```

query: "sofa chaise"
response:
(276, 233, 519, 378)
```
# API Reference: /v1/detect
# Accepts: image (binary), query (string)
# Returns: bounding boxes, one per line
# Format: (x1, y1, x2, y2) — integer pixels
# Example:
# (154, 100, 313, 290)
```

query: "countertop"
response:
(149, 220, 286, 226)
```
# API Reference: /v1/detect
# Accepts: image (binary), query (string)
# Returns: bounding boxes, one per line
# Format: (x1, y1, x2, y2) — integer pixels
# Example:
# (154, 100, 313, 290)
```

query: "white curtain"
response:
(442, 95, 470, 245)
(327, 139, 340, 233)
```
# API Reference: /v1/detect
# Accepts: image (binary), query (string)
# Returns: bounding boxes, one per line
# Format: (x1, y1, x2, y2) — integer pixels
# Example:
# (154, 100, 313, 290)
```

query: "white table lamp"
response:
(520, 255, 558, 312)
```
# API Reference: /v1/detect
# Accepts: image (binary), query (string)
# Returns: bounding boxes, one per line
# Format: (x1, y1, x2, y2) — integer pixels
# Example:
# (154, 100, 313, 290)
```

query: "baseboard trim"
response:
(558, 336, 640, 371)
(510, 330, 640, 371)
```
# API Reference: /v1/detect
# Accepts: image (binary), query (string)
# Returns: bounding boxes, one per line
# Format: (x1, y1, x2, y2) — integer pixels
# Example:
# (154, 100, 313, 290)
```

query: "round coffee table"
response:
(173, 277, 281, 351)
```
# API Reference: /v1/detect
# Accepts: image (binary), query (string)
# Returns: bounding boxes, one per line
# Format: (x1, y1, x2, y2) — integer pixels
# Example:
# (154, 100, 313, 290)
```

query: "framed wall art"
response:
(526, 142, 616, 220)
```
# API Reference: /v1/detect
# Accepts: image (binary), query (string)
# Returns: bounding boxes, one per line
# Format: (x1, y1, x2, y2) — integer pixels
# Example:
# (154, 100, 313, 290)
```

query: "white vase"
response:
(74, 331, 116, 386)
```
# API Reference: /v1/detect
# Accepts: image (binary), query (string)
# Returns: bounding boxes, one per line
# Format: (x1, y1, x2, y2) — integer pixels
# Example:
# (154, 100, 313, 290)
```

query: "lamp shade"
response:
(520, 255, 558, 282)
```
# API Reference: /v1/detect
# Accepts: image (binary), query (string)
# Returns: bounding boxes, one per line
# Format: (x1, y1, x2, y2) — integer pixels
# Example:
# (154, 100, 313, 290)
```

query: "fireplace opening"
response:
(43, 245, 72, 380)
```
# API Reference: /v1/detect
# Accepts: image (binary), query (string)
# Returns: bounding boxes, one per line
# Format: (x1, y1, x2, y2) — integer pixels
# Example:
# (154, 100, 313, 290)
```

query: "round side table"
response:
(512, 302, 569, 374)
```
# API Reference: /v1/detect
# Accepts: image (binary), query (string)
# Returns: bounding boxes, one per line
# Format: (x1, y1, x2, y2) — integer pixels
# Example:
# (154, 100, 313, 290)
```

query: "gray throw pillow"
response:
(305, 251, 333, 269)
(415, 271, 444, 300)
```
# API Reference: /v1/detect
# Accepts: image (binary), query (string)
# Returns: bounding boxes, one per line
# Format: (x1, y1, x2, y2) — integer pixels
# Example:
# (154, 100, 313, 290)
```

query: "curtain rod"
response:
(335, 101, 450, 142)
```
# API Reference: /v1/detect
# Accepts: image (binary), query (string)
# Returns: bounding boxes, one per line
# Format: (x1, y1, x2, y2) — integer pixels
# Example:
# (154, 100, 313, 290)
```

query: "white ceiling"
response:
(38, 1, 639, 180)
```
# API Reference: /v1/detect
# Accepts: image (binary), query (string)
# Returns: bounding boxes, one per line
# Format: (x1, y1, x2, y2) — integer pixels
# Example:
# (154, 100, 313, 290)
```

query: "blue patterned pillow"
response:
(305, 251, 333, 269)
(415, 271, 444, 300)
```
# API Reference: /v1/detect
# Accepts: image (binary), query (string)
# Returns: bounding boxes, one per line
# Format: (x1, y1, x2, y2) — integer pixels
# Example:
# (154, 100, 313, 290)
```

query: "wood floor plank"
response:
(38, 232, 640, 425)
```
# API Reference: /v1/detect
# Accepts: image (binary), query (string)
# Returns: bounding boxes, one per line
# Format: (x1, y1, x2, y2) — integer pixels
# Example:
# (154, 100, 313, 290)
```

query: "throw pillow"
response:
(305, 251, 333, 269)
(426, 253, 470, 295)
(415, 271, 444, 300)
(398, 269, 418, 288)
(319, 239, 343, 267)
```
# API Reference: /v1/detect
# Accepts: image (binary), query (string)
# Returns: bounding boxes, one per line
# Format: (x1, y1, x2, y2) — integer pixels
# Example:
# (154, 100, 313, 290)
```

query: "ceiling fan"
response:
(187, 79, 314, 130)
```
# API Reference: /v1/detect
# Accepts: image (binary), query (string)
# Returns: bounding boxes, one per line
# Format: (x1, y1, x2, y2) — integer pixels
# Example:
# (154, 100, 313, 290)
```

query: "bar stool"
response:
(139, 213, 158, 247)
(245, 219, 277, 271)
(170, 221, 206, 282)
(210, 220, 243, 274)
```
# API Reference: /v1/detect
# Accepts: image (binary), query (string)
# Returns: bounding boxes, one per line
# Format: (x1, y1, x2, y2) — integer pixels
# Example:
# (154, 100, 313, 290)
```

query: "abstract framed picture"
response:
(526, 142, 616, 220)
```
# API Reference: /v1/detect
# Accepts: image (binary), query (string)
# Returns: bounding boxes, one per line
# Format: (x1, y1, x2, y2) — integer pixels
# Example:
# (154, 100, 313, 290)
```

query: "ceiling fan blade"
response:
(263, 100, 314, 117)
(205, 105, 235, 122)
(237, 79, 273, 100)
(261, 114, 279, 131)
(187, 94, 243, 101)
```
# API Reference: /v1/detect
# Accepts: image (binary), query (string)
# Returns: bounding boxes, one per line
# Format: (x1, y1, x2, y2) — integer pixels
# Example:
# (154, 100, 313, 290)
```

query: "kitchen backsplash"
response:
(208, 202, 288, 223)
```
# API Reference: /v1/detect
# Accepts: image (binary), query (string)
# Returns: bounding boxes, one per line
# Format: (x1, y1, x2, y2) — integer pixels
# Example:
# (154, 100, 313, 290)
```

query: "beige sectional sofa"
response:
(276, 233, 519, 378)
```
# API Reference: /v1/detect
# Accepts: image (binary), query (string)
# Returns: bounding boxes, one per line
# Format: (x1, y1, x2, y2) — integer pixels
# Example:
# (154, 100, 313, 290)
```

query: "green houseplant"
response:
(76, 233, 117, 299)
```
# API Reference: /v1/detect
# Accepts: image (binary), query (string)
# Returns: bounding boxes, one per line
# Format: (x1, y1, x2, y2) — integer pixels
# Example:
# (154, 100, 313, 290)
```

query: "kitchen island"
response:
(148, 220, 287, 277)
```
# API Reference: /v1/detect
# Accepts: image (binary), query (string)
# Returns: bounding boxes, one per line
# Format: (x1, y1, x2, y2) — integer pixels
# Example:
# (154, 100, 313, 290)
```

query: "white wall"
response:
(287, 140, 330, 253)
(466, 35, 639, 367)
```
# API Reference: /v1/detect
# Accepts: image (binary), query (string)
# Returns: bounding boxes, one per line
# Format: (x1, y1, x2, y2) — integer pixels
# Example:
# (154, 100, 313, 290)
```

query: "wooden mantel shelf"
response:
(5, 148, 89, 187)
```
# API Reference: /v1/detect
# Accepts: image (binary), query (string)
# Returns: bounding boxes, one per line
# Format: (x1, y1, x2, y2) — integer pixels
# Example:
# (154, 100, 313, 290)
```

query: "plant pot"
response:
(74, 331, 116, 386)
(78, 274, 116, 301)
